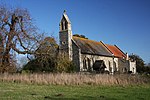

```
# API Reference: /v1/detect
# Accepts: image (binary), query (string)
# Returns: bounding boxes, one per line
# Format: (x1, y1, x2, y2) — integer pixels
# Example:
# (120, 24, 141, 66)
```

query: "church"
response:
(59, 11, 136, 74)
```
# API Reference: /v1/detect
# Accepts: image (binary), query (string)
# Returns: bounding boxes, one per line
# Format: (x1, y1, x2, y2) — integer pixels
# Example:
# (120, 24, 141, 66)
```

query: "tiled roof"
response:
(73, 36, 112, 57)
(105, 44, 126, 58)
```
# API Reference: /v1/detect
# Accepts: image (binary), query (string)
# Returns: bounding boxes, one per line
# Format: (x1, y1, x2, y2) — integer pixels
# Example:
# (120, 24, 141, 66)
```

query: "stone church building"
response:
(59, 11, 136, 74)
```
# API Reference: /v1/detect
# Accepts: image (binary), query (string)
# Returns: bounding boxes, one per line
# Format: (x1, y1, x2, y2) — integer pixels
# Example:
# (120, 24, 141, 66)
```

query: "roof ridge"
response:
(105, 44, 126, 58)
(102, 42, 114, 55)
(114, 45, 126, 57)
(73, 36, 101, 44)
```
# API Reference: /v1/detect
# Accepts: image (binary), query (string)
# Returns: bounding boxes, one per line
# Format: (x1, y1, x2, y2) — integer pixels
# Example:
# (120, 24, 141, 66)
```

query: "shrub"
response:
(23, 53, 76, 73)
(56, 53, 76, 73)
(22, 58, 55, 73)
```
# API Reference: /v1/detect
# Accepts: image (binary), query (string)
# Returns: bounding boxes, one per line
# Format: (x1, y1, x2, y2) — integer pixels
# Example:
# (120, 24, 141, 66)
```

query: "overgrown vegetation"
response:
(22, 53, 76, 73)
(22, 37, 76, 73)
(0, 73, 149, 86)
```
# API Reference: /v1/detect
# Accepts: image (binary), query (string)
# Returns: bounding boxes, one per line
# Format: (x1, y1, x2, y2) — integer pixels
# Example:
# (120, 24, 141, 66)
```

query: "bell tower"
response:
(59, 10, 72, 60)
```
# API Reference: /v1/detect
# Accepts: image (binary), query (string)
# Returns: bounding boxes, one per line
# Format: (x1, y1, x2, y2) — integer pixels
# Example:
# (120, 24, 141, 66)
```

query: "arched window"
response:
(87, 58, 91, 71)
(61, 22, 64, 30)
(65, 21, 68, 30)
(83, 59, 87, 70)
(108, 61, 111, 72)
(61, 18, 68, 31)
(113, 61, 117, 72)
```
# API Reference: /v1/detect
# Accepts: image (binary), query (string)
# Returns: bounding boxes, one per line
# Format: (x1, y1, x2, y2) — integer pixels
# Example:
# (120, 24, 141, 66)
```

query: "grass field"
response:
(0, 82, 150, 100)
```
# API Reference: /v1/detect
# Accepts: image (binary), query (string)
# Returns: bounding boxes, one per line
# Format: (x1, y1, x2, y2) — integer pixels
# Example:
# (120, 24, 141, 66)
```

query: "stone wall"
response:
(59, 30, 73, 60)
(80, 54, 115, 73)
(118, 59, 130, 73)
(72, 40, 80, 71)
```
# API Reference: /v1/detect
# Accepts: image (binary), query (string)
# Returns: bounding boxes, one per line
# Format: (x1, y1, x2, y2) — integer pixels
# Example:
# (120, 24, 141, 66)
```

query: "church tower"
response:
(59, 10, 73, 60)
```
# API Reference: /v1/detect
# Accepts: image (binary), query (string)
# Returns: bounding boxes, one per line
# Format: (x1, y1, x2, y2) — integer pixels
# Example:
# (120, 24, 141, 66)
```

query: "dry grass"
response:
(0, 73, 149, 86)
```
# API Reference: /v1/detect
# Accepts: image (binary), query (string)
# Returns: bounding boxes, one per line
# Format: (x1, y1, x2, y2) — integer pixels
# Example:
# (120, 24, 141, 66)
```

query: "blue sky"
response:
(1, 0, 150, 63)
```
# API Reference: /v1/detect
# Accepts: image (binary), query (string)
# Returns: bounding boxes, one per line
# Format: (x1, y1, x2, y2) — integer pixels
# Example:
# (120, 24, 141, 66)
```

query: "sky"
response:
(0, 0, 150, 63)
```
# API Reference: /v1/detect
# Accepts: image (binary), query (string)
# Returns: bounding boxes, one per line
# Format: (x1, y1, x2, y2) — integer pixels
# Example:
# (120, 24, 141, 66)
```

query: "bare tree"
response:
(0, 6, 42, 72)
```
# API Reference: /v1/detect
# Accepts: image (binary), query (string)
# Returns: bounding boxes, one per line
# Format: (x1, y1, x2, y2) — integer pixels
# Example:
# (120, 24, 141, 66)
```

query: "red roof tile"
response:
(105, 44, 126, 58)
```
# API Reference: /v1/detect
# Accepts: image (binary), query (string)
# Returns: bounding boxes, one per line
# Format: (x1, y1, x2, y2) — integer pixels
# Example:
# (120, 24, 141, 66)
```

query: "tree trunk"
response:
(0, 14, 16, 73)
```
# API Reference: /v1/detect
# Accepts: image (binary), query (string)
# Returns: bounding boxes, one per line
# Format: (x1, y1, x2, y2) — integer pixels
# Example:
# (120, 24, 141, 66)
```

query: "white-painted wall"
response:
(130, 61, 136, 74)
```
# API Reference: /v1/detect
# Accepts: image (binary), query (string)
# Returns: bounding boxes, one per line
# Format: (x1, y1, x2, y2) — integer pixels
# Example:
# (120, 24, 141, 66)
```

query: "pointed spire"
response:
(61, 10, 71, 24)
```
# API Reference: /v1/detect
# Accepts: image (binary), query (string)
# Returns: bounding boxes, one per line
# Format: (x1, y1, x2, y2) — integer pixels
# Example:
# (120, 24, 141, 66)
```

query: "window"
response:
(113, 61, 117, 72)
(83, 59, 87, 70)
(108, 61, 111, 72)
(87, 58, 91, 71)
(61, 18, 68, 31)
(61, 22, 64, 30)
(65, 21, 68, 30)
